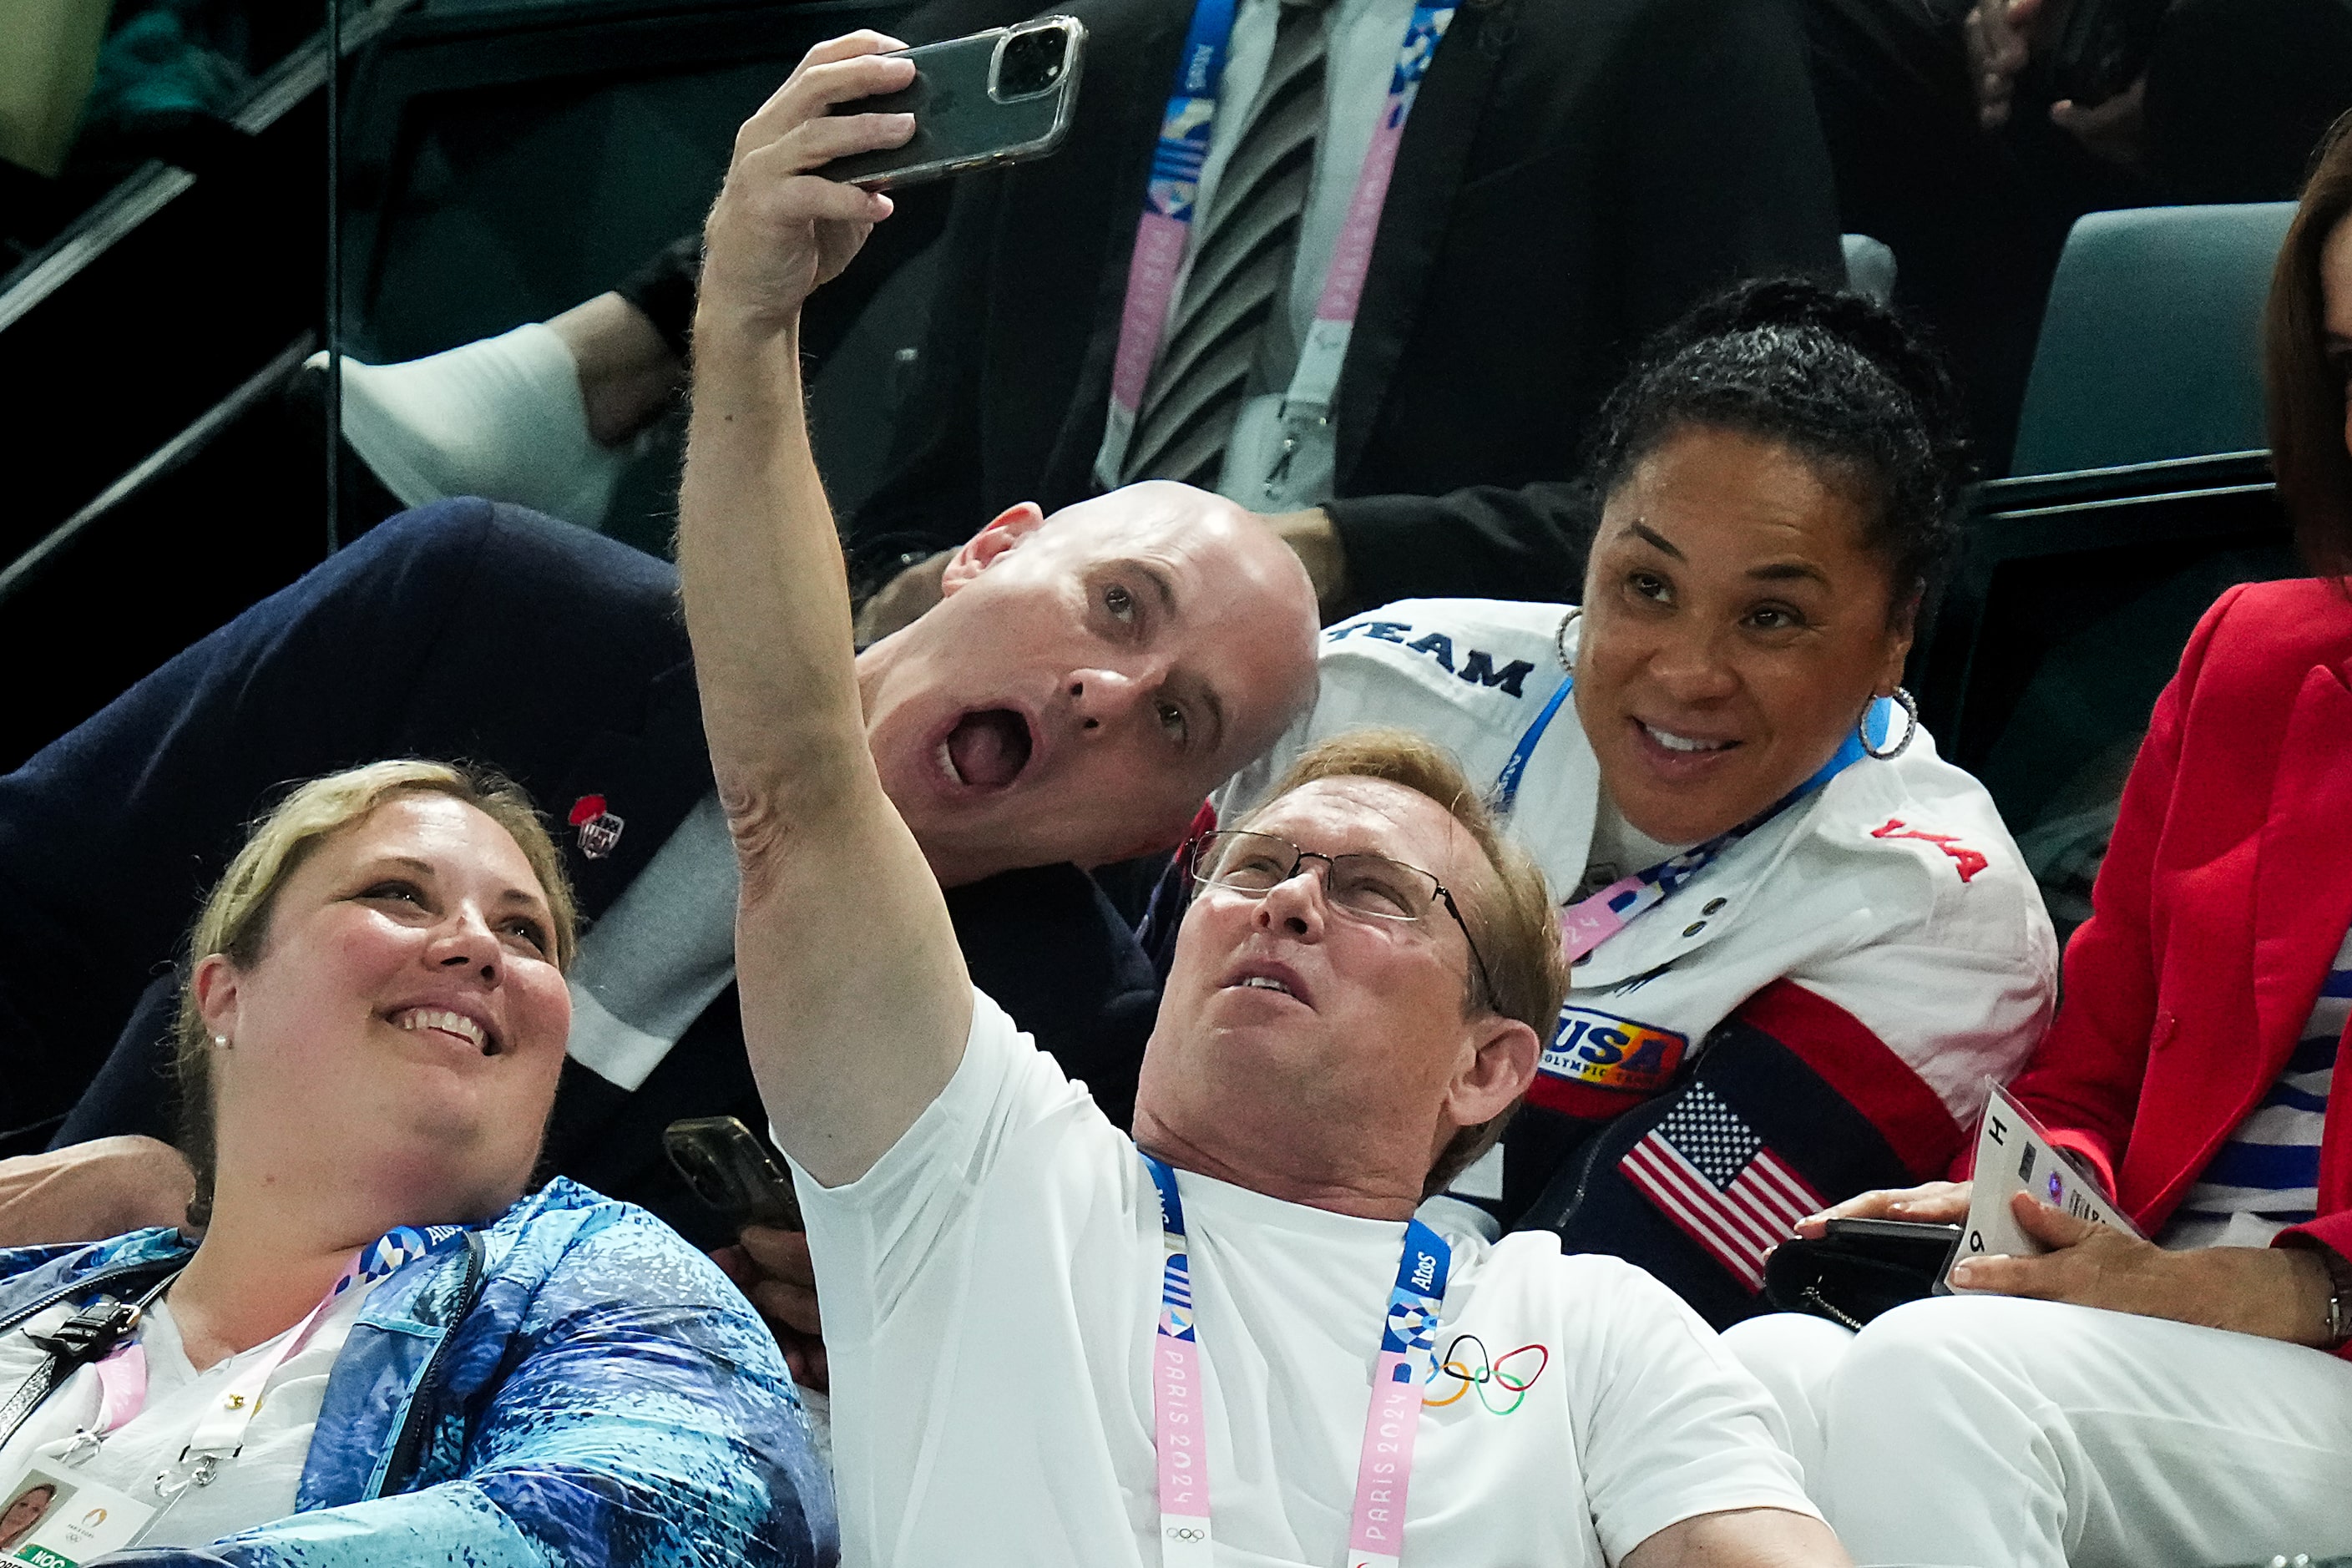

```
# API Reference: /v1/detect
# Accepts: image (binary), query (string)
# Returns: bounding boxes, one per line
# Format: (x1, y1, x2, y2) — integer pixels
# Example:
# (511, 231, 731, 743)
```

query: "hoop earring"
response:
(1553, 606, 1582, 675)
(1860, 687, 1920, 761)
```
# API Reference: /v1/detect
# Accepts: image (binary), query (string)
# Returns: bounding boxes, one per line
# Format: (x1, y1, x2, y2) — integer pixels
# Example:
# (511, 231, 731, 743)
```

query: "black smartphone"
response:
(663, 1115, 803, 1232)
(1823, 1217, 1964, 1270)
(2036, 0, 2167, 109)
(824, 16, 1086, 191)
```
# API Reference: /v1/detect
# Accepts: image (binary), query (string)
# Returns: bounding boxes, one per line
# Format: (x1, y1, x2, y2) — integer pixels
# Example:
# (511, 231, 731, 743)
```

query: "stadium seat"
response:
(2009, 203, 2296, 475)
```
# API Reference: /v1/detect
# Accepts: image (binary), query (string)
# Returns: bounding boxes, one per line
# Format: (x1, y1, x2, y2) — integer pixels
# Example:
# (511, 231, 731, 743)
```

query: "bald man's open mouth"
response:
(939, 707, 1035, 792)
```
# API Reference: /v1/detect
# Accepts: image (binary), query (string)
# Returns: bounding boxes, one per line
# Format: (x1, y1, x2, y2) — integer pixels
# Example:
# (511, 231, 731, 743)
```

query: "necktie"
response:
(1122, 0, 1329, 488)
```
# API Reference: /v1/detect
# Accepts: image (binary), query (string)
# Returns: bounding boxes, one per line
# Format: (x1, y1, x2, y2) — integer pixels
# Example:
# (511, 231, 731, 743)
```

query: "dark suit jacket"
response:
(848, 0, 1843, 609)
(1, 501, 1159, 1243)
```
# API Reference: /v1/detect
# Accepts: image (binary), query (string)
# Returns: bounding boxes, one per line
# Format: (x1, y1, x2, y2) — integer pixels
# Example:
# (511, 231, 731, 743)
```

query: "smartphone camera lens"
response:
(992, 24, 1068, 101)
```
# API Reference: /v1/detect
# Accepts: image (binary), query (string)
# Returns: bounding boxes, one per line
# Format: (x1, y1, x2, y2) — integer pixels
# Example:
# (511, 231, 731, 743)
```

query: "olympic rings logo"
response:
(1423, 1333, 1548, 1415)
(1166, 1525, 1207, 1542)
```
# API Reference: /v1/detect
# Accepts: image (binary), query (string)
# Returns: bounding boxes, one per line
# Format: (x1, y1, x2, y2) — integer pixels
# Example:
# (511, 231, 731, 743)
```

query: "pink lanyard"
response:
(1143, 1154, 1451, 1567)
(73, 1224, 462, 1490)
(1095, 0, 1456, 493)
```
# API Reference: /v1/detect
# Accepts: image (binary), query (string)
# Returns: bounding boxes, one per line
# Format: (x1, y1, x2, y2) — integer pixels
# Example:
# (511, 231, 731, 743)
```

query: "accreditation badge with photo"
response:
(0, 1460, 155, 1566)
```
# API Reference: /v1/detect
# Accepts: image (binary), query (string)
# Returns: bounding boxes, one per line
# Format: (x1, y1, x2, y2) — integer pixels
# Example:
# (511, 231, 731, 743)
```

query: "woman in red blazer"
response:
(1722, 124, 2352, 1565)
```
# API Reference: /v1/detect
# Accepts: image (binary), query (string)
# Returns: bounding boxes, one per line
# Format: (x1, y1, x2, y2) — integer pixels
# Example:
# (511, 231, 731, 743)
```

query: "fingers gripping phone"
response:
(823, 16, 1085, 191)
(663, 1115, 802, 1232)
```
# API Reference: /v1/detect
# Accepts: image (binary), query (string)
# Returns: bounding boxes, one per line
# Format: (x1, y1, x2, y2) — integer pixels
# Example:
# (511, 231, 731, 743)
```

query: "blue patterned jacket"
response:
(0, 1177, 837, 1566)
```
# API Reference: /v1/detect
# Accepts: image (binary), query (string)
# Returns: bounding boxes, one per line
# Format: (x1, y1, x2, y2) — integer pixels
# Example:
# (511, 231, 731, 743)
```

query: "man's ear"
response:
(1447, 1014, 1540, 1131)
(939, 502, 1049, 598)
(191, 953, 241, 1046)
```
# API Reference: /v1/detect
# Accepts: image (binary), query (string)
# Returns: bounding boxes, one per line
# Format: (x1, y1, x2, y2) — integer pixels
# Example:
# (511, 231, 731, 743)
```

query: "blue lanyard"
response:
(1493, 672, 1891, 818)
(1494, 657, 1897, 949)
(1143, 1153, 1451, 1363)
(1492, 675, 1575, 816)
(1150, 0, 1245, 225)
(1101, 0, 1457, 493)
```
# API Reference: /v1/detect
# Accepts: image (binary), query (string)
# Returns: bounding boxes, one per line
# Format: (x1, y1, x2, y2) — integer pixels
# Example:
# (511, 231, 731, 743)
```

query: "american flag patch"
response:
(1619, 1085, 1827, 1291)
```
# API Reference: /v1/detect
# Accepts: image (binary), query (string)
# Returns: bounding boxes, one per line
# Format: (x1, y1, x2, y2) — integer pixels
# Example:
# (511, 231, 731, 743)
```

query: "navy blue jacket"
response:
(0, 501, 1160, 1242)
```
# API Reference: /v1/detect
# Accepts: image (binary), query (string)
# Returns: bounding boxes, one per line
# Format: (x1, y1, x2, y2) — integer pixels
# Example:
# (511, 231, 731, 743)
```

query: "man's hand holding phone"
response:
(712, 1227, 830, 1391)
(697, 33, 916, 347)
(1964, 0, 2152, 169)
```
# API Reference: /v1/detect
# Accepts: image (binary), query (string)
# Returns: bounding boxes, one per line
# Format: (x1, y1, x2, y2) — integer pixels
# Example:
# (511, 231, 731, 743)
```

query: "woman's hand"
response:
(712, 1224, 828, 1391)
(1793, 1179, 1970, 1240)
(1949, 1191, 2338, 1345)
(696, 33, 917, 346)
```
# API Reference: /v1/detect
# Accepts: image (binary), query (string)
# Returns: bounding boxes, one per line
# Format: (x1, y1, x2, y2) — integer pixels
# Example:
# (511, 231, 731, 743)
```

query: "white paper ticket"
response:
(1945, 1082, 2142, 1292)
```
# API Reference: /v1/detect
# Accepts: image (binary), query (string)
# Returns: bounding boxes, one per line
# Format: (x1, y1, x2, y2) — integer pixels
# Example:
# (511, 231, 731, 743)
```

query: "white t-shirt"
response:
(795, 989, 1818, 1568)
(0, 1277, 374, 1549)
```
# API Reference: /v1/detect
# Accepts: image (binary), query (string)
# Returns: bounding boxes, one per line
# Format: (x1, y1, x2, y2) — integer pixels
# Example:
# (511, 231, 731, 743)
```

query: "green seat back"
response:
(2010, 203, 2296, 475)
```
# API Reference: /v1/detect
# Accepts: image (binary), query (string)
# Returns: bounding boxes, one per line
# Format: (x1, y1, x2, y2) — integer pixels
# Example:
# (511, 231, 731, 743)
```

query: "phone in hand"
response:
(823, 16, 1086, 191)
(663, 1115, 802, 1232)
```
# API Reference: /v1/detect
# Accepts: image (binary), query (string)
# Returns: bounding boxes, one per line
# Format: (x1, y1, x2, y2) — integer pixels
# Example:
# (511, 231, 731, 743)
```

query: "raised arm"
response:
(679, 33, 973, 1187)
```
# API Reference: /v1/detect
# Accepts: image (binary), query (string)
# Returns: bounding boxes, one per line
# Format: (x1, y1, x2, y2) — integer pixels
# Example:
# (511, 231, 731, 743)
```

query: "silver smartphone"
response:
(824, 16, 1085, 191)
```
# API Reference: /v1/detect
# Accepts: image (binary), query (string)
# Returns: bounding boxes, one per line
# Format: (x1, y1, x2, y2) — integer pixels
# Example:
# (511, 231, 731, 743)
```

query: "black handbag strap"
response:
(0, 1270, 180, 1452)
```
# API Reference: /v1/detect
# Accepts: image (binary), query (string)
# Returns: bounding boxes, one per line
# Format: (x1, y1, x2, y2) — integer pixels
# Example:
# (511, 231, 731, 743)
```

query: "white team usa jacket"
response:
(1216, 598, 2060, 1191)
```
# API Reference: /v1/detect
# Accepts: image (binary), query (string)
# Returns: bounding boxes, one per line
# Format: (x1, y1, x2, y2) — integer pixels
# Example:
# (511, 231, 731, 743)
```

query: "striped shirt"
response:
(2162, 926, 2351, 1251)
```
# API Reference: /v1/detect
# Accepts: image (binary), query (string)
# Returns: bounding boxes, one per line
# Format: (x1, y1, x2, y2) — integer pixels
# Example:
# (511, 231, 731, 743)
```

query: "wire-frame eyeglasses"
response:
(1190, 828, 1496, 1010)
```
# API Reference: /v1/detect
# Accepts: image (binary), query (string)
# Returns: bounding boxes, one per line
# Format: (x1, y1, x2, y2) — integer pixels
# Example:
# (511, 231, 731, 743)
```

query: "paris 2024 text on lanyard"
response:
(1143, 1153, 1449, 1568)
(1094, 0, 1455, 500)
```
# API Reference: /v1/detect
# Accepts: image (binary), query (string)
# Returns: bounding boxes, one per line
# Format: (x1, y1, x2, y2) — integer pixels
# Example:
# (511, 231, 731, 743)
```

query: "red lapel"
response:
(2251, 660, 2352, 1076)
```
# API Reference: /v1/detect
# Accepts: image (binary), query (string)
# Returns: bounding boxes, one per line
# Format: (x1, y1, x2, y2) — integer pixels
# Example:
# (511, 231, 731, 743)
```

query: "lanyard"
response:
(1142, 1153, 1451, 1567)
(1490, 676, 1575, 817)
(1495, 670, 1892, 963)
(59, 1223, 466, 1498)
(1096, 0, 1456, 492)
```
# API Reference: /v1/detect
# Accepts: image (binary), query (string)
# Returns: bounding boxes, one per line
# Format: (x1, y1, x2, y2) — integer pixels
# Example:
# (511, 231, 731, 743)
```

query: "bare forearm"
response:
(675, 34, 974, 1186)
(677, 316, 866, 802)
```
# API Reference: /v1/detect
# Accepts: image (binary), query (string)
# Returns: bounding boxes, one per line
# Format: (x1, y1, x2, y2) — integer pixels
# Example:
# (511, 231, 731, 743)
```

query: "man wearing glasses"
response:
(682, 35, 1847, 1566)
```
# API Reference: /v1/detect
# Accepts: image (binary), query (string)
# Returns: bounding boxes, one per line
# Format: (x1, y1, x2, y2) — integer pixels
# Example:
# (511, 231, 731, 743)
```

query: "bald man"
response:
(0, 430, 1318, 1287)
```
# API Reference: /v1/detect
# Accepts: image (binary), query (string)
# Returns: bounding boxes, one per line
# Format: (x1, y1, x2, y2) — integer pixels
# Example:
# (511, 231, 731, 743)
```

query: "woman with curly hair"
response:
(1728, 115, 2352, 1568)
(1215, 276, 2056, 1325)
